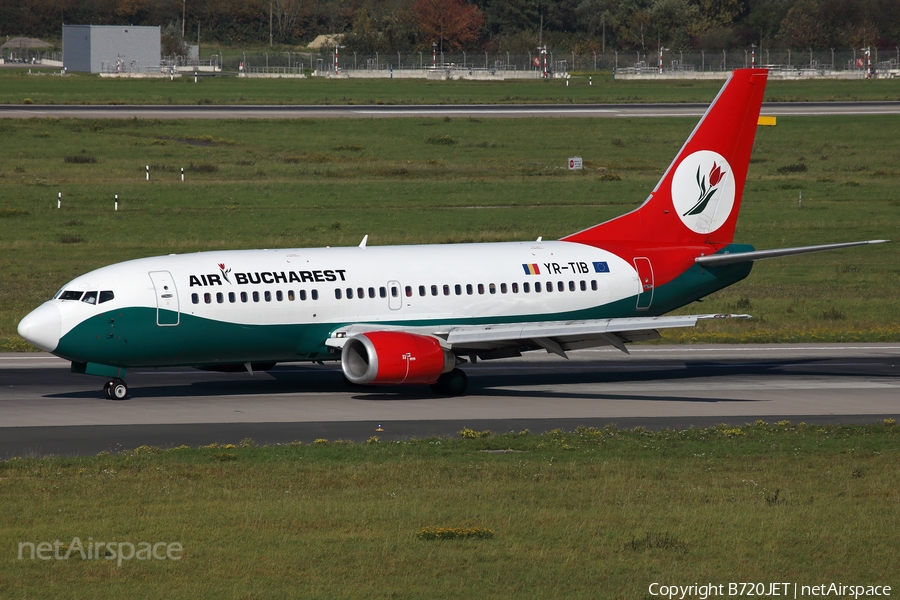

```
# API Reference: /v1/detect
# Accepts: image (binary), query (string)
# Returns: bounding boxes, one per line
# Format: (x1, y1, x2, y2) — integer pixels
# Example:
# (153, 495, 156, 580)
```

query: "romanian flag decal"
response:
(522, 263, 541, 275)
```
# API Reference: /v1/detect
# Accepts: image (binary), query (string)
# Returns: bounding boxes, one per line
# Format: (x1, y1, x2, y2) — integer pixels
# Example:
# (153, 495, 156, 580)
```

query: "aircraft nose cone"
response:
(17, 303, 61, 352)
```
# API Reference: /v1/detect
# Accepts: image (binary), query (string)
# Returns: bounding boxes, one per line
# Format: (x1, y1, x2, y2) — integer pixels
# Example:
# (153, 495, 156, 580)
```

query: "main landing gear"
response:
(431, 368, 468, 396)
(103, 379, 128, 400)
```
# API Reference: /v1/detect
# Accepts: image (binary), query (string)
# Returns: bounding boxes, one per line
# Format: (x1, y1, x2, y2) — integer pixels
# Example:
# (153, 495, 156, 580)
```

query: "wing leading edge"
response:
(326, 313, 750, 359)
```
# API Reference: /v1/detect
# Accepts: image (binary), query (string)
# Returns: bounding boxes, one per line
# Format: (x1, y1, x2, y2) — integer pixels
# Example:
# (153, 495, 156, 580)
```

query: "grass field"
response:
(3, 69, 900, 105)
(1, 113, 897, 348)
(2, 422, 898, 598)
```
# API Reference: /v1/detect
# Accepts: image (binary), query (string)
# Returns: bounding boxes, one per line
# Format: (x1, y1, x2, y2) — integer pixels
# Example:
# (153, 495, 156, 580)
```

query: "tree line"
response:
(3, 0, 898, 54)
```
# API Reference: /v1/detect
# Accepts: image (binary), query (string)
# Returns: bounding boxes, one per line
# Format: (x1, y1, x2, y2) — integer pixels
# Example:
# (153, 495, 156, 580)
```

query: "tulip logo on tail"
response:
(671, 151, 735, 234)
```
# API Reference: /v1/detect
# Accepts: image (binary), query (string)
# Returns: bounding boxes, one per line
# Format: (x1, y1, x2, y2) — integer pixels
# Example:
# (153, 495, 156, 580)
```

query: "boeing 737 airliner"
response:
(18, 69, 886, 399)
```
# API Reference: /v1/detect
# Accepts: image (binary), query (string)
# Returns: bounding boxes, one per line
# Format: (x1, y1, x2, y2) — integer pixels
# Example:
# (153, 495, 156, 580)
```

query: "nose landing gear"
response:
(103, 379, 128, 400)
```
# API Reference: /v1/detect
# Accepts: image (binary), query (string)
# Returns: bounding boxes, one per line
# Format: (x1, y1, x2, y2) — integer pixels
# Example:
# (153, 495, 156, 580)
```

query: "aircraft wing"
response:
(696, 240, 888, 267)
(326, 313, 749, 358)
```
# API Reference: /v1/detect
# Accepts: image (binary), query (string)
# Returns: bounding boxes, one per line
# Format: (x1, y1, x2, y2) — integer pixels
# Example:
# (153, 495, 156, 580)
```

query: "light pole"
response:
(538, 45, 548, 77)
(334, 44, 344, 75)
(432, 42, 436, 68)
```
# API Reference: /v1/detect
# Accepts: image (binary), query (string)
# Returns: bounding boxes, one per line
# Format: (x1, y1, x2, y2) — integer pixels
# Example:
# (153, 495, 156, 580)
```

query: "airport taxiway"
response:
(2, 102, 900, 119)
(1, 344, 897, 456)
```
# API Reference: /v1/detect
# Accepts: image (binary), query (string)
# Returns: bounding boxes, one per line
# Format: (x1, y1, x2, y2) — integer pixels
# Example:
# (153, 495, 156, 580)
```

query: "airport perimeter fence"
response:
(17, 47, 894, 76)
(2, 50, 61, 64)
(221, 48, 900, 77)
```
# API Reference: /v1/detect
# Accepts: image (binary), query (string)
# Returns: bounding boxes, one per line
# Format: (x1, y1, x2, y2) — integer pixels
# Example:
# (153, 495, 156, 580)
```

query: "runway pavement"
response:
(1, 344, 897, 457)
(2, 102, 900, 119)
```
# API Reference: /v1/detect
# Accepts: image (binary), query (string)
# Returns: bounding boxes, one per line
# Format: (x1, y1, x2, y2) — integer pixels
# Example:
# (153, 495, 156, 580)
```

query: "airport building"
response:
(62, 25, 160, 73)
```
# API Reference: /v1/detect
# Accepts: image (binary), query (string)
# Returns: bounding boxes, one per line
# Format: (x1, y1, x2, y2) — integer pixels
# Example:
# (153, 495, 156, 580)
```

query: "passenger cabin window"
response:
(252, 291, 260, 302)
(523, 282, 530, 293)
(191, 293, 199, 304)
(379, 287, 386, 298)
(99, 291, 115, 303)
(391, 286, 399, 298)
(405, 286, 413, 297)
(431, 285, 438, 296)
(298, 290, 307, 301)
(466, 284, 473, 295)
(359, 288, 365, 299)
(418, 285, 426, 297)
(241, 292, 248, 303)
(229, 292, 236, 303)
(204, 293, 212, 304)
(580, 281, 587, 291)
(443, 284, 450, 296)
(335, 289, 342, 300)
(264, 291, 272, 302)
(591, 281, 598, 291)
(216, 292, 224, 304)
(558, 281, 565, 292)
(455, 284, 462, 295)
(512, 282, 519, 293)
(311, 290, 319, 300)
(489, 283, 496, 295)
(60, 291, 84, 301)
(500, 283, 508, 294)
(81, 291, 98, 305)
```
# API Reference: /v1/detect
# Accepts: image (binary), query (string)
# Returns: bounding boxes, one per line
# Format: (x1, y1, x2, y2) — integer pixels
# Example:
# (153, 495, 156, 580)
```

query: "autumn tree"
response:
(414, 0, 485, 51)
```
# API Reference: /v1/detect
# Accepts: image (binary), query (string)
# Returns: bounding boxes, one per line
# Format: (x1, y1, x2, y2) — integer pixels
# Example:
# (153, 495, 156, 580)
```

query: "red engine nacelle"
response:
(341, 331, 456, 385)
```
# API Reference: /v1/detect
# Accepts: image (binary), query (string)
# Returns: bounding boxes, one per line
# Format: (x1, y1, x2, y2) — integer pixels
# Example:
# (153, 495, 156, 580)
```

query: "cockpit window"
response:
(81, 291, 98, 305)
(99, 291, 115, 304)
(59, 290, 84, 301)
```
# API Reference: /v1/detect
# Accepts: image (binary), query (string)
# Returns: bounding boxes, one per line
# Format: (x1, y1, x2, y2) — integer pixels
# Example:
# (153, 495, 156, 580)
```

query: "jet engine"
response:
(341, 331, 456, 385)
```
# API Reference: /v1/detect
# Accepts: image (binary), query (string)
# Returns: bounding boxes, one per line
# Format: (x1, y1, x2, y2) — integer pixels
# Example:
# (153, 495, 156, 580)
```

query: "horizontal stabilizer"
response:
(695, 240, 888, 267)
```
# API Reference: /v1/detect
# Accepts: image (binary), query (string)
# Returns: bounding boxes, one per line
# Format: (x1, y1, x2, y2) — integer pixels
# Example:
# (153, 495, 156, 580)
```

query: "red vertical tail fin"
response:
(563, 69, 768, 248)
